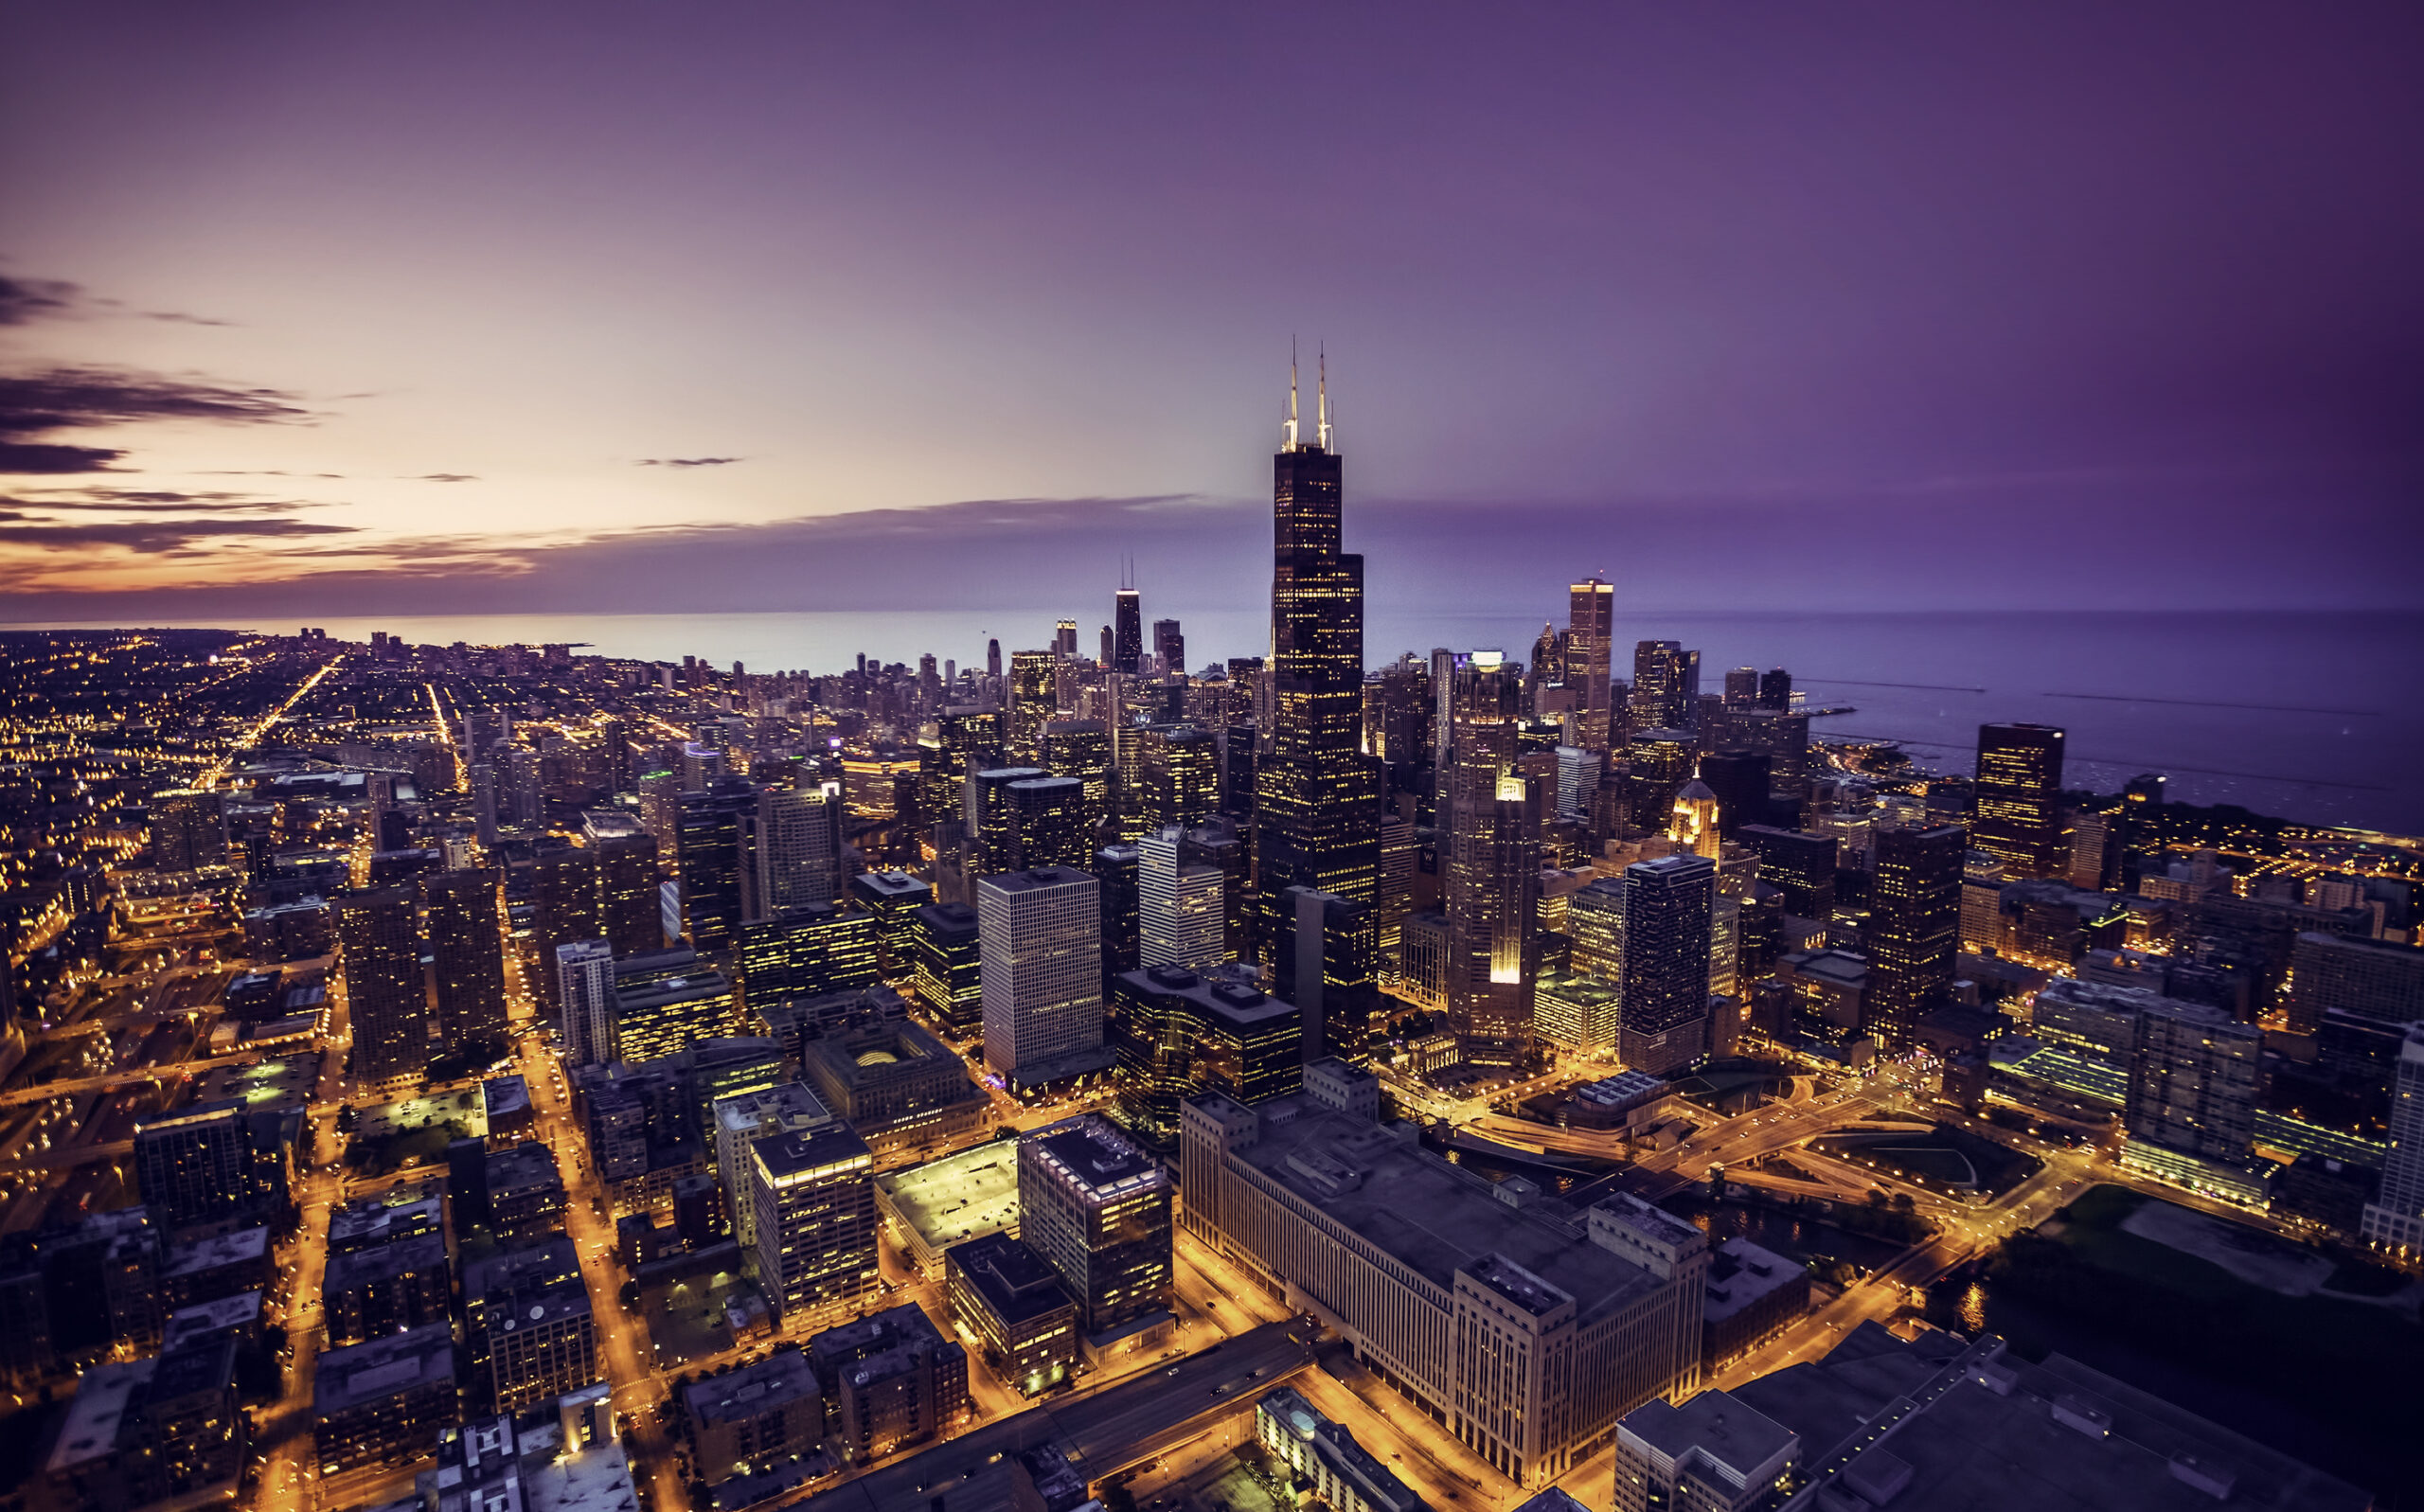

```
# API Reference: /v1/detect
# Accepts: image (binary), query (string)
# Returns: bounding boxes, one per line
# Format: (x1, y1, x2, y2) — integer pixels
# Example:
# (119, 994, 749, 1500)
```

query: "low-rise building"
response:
(323, 1230, 453, 1346)
(1611, 1387, 1798, 1512)
(1255, 1385, 1433, 1512)
(682, 1347, 824, 1486)
(804, 1303, 970, 1463)
(797, 1019, 989, 1161)
(1701, 1238, 1809, 1371)
(485, 1139, 570, 1246)
(312, 1322, 457, 1473)
(875, 1141, 1021, 1277)
(945, 1231, 1079, 1396)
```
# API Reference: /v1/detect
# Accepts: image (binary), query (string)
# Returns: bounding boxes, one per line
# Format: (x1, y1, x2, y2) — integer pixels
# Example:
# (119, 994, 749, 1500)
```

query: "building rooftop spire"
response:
(1316, 344, 1331, 452)
(1283, 338, 1301, 452)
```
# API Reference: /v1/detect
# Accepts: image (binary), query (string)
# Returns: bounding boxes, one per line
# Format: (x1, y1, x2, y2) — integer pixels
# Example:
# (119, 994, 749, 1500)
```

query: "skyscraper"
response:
(1442, 651, 1540, 1069)
(1135, 724, 1218, 832)
(1041, 718, 1113, 837)
(1114, 589, 1143, 675)
(751, 783, 842, 916)
(339, 886, 427, 1082)
(2360, 1024, 2424, 1255)
(1055, 619, 1078, 657)
(1273, 885, 1379, 1065)
(1864, 824, 1965, 1045)
(1255, 352, 1380, 979)
(423, 868, 507, 1045)
(979, 866, 1111, 1090)
(1972, 723, 2067, 880)
(1631, 641, 1700, 733)
(1621, 855, 1714, 1076)
(149, 789, 224, 874)
(1138, 826, 1228, 972)
(1017, 1114, 1173, 1343)
(1152, 618, 1184, 673)
(678, 776, 757, 954)
(1756, 667, 1791, 710)
(1006, 775, 1093, 872)
(1008, 650, 1058, 759)
(557, 938, 616, 1066)
(1568, 578, 1614, 752)
(1721, 667, 1758, 705)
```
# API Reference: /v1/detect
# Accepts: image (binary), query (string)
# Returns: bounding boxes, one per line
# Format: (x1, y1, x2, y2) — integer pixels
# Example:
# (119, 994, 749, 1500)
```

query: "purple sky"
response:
(2, 2, 2418, 618)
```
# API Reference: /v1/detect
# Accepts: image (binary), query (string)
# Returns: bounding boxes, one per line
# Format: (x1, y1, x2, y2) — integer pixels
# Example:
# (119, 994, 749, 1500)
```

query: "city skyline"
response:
(5, 3, 2422, 617)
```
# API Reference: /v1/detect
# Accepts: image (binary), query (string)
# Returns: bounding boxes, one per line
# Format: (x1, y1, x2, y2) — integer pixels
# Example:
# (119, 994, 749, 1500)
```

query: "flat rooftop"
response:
(948, 1232, 1075, 1327)
(1703, 1237, 1806, 1325)
(878, 1141, 1021, 1253)
(1025, 1115, 1166, 1202)
(681, 1346, 820, 1425)
(1730, 1325, 2370, 1512)
(164, 1290, 263, 1348)
(161, 1224, 269, 1278)
(1217, 1091, 1667, 1325)
(314, 1322, 456, 1415)
(325, 1231, 449, 1293)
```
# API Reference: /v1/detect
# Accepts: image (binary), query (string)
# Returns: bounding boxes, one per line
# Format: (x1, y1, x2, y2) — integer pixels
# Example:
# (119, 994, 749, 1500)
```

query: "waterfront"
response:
(16, 607, 2419, 833)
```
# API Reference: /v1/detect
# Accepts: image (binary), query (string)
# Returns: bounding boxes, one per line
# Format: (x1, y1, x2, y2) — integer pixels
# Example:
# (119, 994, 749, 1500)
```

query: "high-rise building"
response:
(1569, 876, 1627, 982)
(2360, 1024, 2424, 1254)
(1971, 723, 2067, 880)
(1621, 855, 1714, 1076)
(908, 901, 984, 1038)
(2123, 997, 2262, 1197)
(750, 784, 842, 916)
(1669, 779, 1720, 858)
(1864, 824, 1965, 1045)
(1442, 651, 1539, 1069)
(1055, 619, 1078, 657)
(1255, 356, 1381, 975)
(748, 1122, 878, 1331)
(1720, 667, 1759, 706)
(2286, 931, 2424, 1034)
(1696, 749, 1771, 837)
(1756, 667, 1791, 711)
(1138, 826, 1228, 972)
(806, 1304, 971, 1465)
(1152, 618, 1184, 673)
(678, 776, 758, 953)
(918, 706, 1005, 842)
(714, 1080, 836, 1254)
(149, 789, 224, 874)
(613, 969, 739, 1065)
(979, 866, 1112, 1090)
(556, 939, 617, 1066)
(1114, 589, 1143, 675)
(739, 905, 881, 1008)
(1008, 650, 1058, 759)
(987, 639, 1002, 679)
(1006, 775, 1093, 872)
(967, 765, 1047, 874)
(1737, 825, 1837, 921)
(1041, 718, 1113, 837)
(339, 885, 426, 1082)
(1272, 885, 1379, 1065)
(132, 1100, 280, 1231)
(422, 867, 507, 1045)
(1568, 578, 1614, 752)
(1018, 1114, 1173, 1344)
(1630, 641, 1700, 734)
(1135, 724, 1219, 831)
(1625, 729, 1695, 833)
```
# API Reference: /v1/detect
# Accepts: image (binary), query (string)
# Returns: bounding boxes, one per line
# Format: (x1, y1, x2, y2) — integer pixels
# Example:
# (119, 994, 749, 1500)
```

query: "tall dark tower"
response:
(1866, 823, 1966, 1045)
(1973, 722, 2066, 880)
(1114, 585, 1144, 675)
(1255, 349, 1379, 975)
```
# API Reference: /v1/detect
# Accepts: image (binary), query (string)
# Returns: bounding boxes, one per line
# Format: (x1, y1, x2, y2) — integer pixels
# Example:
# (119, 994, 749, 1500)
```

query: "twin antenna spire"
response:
(1282, 338, 1332, 453)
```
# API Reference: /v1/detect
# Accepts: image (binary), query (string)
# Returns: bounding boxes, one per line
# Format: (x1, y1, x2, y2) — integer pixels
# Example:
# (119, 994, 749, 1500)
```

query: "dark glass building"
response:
(1972, 723, 2067, 880)
(1865, 824, 1966, 1045)
(1253, 363, 1380, 983)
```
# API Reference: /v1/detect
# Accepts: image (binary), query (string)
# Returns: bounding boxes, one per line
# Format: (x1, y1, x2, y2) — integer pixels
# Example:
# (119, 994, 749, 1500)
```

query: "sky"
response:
(2, 2, 2419, 621)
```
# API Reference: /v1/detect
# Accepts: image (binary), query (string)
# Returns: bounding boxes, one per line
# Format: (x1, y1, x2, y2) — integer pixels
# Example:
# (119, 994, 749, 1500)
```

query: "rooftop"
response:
(45, 1360, 147, 1474)
(314, 1322, 456, 1414)
(1207, 1090, 1668, 1324)
(978, 865, 1094, 897)
(1729, 1324, 2370, 1512)
(1025, 1114, 1167, 1202)
(681, 1347, 821, 1424)
(1702, 1237, 1807, 1325)
(164, 1290, 263, 1348)
(160, 1224, 269, 1278)
(949, 1232, 1077, 1326)
(878, 1141, 1021, 1254)
(1574, 1070, 1666, 1109)
(325, 1230, 449, 1294)
(1616, 1388, 1798, 1485)
(753, 1122, 874, 1183)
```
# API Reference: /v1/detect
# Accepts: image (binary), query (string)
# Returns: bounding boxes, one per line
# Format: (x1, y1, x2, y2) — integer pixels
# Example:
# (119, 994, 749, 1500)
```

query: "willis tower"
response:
(1255, 349, 1380, 1026)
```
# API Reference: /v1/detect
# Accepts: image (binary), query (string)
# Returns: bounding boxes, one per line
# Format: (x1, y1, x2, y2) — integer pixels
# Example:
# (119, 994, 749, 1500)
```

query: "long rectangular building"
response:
(1180, 1059, 1706, 1488)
